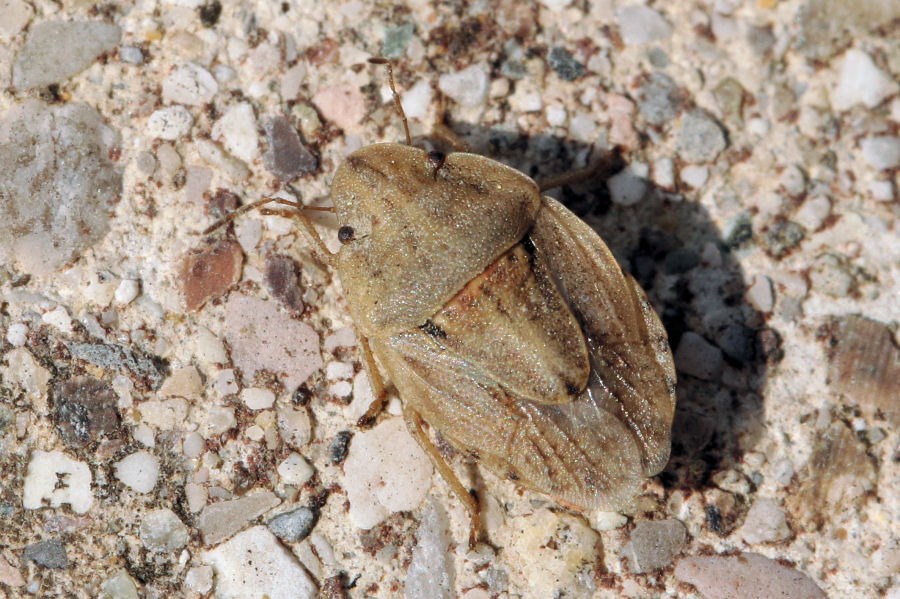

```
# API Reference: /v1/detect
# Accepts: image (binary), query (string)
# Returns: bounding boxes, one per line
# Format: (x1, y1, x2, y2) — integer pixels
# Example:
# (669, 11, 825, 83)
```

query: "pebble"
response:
(42, 305, 74, 334)
(277, 405, 312, 448)
(548, 46, 584, 81)
(268, 506, 317, 543)
(138, 398, 188, 430)
(0, 101, 122, 275)
(119, 45, 143, 65)
(265, 254, 305, 313)
(24, 539, 68, 569)
(23, 450, 93, 514)
(12, 21, 121, 89)
(0, 0, 32, 40)
(653, 156, 675, 188)
(241, 387, 275, 410)
(212, 102, 259, 163)
(675, 110, 727, 163)
(201, 526, 316, 599)
(809, 253, 855, 297)
(146, 106, 194, 140)
(546, 103, 567, 127)
(343, 418, 432, 529)
(277, 452, 314, 486)
(407, 499, 454, 599)
(746, 275, 775, 313)
(201, 406, 236, 437)
(100, 570, 139, 599)
(194, 326, 227, 364)
(741, 498, 790, 544)
(263, 116, 317, 181)
(328, 430, 353, 464)
(498, 509, 600, 598)
(2, 348, 49, 413)
(401, 79, 433, 120)
(607, 166, 649, 206)
(637, 73, 681, 125)
(438, 64, 489, 107)
(680, 165, 709, 188)
(675, 552, 826, 599)
(114, 451, 159, 494)
(674, 332, 724, 381)
(114, 279, 140, 304)
(323, 327, 357, 352)
(6, 322, 28, 347)
(382, 23, 415, 59)
(616, 5, 673, 45)
(0, 552, 24, 587)
(139, 508, 189, 552)
(830, 49, 899, 111)
(197, 491, 280, 545)
(623, 519, 687, 573)
(179, 239, 243, 312)
(53, 376, 121, 448)
(869, 179, 895, 201)
(312, 85, 366, 130)
(762, 221, 805, 259)
(162, 62, 218, 106)
(860, 136, 900, 170)
(184, 565, 213, 594)
(793, 195, 831, 231)
(225, 294, 323, 394)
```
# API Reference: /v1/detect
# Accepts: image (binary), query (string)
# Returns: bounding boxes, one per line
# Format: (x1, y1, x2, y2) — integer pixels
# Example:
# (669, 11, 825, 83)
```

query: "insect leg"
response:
(402, 404, 481, 550)
(431, 121, 473, 153)
(355, 335, 388, 427)
(536, 147, 624, 192)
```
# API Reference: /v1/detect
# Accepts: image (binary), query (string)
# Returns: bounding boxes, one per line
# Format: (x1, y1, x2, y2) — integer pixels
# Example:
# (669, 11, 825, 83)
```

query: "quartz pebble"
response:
(343, 418, 432, 529)
(675, 111, 727, 163)
(277, 405, 312, 448)
(401, 79, 433, 120)
(277, 452, 314, 486)
(241, 387, 275, 410)
(268, 506, 317, 543)
(6, 322, 28, 347)
(675, 332, 724, 380)
(140, 508, 189, 552)
(162, 63, 218, 106)
(860, 136, 900, 170)
(146, 106, 193, 140)
(2, 348, 50, 413)
(623, 519, 687, 573)
(0, 101, 122, 275)
(312, 85, 366, 130)
(681, 165, 709, 188)
(746, 275, 774, 313)
(197, 491, 280, 545)
(0, 0, 32, 40)
(23, 450, 93, 514)
(0, 553, 24, 587)
(184, 565, 213, 593)
(114, 279, 140, 304)
(831, 49, 899, 111)
(616, 5, 672, 45)
(12, 21, 121, 89)
(794, 195, 831, 231)
(212, 103, 260, 164)
(407, 499, 454, 599)
(607, 167, 649, 206)
(675, 552, 826, 599)
(101, 570, 139, 599)
(202, 526, 316, 599)
(225, 294, 322, 393)
(438, 64, 489, 107)
(114, 451, 159, 494)
(741, 498, 790, 544)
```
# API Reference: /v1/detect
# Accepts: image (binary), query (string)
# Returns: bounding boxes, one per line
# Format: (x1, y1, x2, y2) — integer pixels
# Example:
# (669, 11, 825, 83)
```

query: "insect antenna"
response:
(369, 57, 412, 146)
(202, 197, 333, 235)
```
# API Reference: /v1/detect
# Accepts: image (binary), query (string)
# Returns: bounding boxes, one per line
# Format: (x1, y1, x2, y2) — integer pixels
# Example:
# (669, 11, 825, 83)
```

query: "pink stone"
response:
(312, 85, 365, 130)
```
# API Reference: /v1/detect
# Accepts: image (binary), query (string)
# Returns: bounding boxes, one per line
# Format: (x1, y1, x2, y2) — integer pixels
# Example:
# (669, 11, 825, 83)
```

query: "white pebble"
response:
(185, 482, 207, 513)
(344, 370, 375, 423)
(746, 275, 775, 313)
(680, 165, 709, 188)
(539, 0, 573, 10)
(793, 195, 831, 231)
(146, 106, 194, 140)
(194, 326, 227, 364)
(277, 452, 314, 486)
(202, 526, 317, 599)
(183, 432, 205, 458)
(140, 508, 189, 552)
(277, 406, 311, 449)
(861, 136, 900, 170)
(202, 406, 236, 437)
(6, 323, 28, 347)
(211, 369, 238, 397)
(869, 179, 895, 201)
(114, 279, 140, 304)
(567, 111, 598, 143)
(23, 450, 93, 514)
(212, 102, 260, 163)
(747, 117, 770, 136)
(245, 425, 265, 441)
(162, 62, 218, 106)
(608, 166, 649, 205)
(41, 305, 73, 335)
(509, 82, 543, 113)
(741, 498, 790, 544)
(589, 510, 628, 531)
(241, 387, 275, 410)
(616, 5, 673, 45)
(401, 79, 433, 120)
(831, 49, 899, 111)
(343, 418, 433, 529)
(653, 157, 675, 188)
(133, 423, 155, 447)
(438, 64, 488, 107)
(114, 451, 159, 494)
(185, 565, 213, 594)
(325, 361, 354, 381)
(329, 380, 352, 398)
(546, 103, 567, 127)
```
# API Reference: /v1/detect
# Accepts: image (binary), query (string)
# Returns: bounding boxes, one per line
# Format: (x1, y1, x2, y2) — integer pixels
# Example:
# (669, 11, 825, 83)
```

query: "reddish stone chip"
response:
(180, 239, 243, 312)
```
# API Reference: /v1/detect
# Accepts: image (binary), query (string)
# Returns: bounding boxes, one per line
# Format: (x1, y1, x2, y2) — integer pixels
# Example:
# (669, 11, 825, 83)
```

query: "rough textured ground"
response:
(0, 1, 898, 598)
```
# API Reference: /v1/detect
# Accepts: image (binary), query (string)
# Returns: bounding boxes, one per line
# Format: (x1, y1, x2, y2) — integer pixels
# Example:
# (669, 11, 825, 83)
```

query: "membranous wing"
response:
(529, 196, 677, 476)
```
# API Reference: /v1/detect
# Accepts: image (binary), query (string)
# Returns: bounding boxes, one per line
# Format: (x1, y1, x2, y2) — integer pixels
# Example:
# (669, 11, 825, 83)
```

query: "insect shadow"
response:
(430, 122, 771, 503)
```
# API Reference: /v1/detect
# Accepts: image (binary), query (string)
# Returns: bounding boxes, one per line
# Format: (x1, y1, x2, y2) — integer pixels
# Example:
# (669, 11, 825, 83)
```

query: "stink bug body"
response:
(210, 59, 677, 546)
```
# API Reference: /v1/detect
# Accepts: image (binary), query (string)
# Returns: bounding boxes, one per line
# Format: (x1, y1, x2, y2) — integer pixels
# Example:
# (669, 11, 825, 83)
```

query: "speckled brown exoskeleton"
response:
(210, 58, 677, 547)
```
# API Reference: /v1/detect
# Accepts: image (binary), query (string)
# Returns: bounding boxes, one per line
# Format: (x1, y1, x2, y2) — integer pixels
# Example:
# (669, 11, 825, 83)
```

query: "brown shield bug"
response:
(209, 58, 677, 547)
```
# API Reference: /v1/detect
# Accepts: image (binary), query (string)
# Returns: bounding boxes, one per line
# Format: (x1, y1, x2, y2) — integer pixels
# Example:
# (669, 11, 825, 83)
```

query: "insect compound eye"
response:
(338, 225, 355, 243)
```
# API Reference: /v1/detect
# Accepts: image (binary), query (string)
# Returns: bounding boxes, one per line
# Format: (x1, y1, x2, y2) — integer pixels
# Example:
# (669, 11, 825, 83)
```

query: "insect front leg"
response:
(355, 335, 388, 427)
(402, 404, 482, 550)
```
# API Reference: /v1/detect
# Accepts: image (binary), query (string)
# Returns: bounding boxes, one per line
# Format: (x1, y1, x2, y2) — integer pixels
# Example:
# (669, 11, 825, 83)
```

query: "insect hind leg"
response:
(403, 404, 482, 550)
